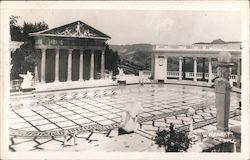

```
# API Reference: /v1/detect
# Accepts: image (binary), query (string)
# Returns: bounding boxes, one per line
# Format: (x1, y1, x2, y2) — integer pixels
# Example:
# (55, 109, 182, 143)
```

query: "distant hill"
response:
(110, 44, 154, 74)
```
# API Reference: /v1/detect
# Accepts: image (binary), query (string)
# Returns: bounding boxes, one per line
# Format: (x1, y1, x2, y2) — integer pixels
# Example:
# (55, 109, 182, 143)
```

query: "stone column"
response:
(55, 48, 59, 82)
(178, 57, 183, 80)
(101, 50, 105, 79)
(41, 48, 46, 83)
(67, 49, 73, 81)
(90, 50, 94, 80)
(79, 50, 84, 81)
(208, 57, 212, 84)
(193, 57, 197, 81)
(237, 58, 241, 88)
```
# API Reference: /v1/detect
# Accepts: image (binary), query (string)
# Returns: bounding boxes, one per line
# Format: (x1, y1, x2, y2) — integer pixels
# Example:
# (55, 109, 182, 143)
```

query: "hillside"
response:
(110, 44, 154, 74)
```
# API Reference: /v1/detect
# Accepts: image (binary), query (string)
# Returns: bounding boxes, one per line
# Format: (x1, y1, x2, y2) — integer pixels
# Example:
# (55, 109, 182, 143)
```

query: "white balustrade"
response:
(164, 71, 236, 82)
(167, 71, 179, 77)
(139, 70, 152, 78)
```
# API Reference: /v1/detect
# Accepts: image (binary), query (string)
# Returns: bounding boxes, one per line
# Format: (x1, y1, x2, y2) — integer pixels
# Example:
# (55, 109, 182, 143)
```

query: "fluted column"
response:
(55, 49, 59, 82)
(90, 50, 94, 80)
(67, 49, 73, 81)
(178, 57, 183, 80)
(41, 48, 46, 83)
(193, 57, 197, 81)
(208, 57, 212, 84)
(79, 50, 84, 81)
(101, 50, 105, 79)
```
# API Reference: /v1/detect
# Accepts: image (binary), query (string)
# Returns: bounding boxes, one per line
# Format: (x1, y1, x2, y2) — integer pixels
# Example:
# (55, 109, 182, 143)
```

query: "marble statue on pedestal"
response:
(19, 71, 35, 91)
(119, 100, 143, 134)
(117, 67, 126, 83)
(118, 67, 124, 76)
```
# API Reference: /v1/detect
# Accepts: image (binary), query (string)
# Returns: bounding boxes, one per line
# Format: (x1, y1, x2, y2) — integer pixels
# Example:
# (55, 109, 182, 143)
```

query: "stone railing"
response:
(139, 70, 238, 82)
(166, 71, 179, 77)
(139, 70, 152, 77)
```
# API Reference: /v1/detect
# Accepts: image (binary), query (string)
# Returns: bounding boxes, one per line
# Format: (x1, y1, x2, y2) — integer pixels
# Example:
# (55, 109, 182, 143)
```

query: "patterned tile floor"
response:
(9, 84, 241, 151)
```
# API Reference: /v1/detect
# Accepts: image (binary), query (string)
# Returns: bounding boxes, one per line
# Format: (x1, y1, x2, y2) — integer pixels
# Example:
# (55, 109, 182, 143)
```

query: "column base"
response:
(41, 81, 46, 84)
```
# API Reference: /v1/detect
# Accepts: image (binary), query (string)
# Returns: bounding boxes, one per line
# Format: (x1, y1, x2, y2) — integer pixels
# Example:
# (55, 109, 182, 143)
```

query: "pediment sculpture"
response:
(58, 22, 99, 37)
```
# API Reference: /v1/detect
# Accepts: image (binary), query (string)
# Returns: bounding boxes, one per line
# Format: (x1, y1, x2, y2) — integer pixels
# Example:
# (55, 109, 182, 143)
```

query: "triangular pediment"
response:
(30, 20, 110, 39)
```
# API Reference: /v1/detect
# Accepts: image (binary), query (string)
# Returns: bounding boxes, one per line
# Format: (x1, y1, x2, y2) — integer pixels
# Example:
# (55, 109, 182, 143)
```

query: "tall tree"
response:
(105, 44, 119, 75)
(10, 16, 48, 80)
(10, 15, 22, 41)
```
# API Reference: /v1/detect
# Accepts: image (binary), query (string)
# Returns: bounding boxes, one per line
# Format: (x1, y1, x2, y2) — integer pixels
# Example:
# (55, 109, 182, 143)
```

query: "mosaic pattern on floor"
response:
(9, 84, 241, 151)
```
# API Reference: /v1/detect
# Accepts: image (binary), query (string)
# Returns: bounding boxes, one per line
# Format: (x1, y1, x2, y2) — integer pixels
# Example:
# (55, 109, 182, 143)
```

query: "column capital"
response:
(193, 57, 197, 60)
(55, 48, 60, 53)
(41, 48, 47, 52)
(208, 57, 212, 61)
(178, 57, 183, 60)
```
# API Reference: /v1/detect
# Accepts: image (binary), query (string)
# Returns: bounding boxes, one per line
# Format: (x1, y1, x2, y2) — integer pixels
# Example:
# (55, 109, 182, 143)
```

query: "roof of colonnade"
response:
(153, 44, 241, 59)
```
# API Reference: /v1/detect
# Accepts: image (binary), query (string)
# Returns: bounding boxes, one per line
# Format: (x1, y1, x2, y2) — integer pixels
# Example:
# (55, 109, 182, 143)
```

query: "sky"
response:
(11, 9, 241, 45)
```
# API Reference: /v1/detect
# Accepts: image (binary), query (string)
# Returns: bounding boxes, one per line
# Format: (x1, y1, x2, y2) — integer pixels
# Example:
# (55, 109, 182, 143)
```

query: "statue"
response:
(19, 71, 35, 91)
(117, 67, 126, 84)
(118, 67, 124, 77)
(75, 22, 82, 36)
(119, 100, 143, 135)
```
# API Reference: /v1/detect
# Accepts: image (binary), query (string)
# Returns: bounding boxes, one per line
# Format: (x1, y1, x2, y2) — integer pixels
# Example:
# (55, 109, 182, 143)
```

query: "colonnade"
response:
(177, 56, 213, 83)
(153, 54, 241, 86)
(39, 48, 105, 83)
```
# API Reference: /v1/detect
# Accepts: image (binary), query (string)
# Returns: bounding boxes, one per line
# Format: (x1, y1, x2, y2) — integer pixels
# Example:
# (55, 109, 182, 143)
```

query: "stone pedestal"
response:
(214, 78, 231, 131)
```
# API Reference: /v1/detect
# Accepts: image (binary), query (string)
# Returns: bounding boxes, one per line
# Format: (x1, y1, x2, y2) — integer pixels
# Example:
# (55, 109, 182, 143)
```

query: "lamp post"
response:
(214, 51, 233, 132)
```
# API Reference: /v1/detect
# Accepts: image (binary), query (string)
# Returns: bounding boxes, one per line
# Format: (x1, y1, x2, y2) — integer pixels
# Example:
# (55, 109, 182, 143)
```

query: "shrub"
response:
(154, 123, 191, 152)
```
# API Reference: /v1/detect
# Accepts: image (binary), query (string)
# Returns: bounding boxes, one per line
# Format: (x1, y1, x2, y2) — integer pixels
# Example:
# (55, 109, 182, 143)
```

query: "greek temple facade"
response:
(29, 21, 110, 84)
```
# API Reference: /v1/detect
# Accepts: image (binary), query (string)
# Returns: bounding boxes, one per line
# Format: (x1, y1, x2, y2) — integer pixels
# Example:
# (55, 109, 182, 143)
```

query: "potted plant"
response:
(154, 123, 191, 152)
